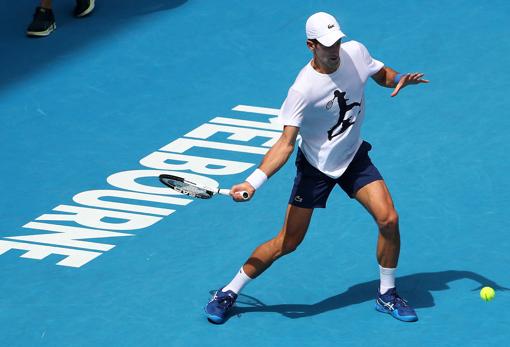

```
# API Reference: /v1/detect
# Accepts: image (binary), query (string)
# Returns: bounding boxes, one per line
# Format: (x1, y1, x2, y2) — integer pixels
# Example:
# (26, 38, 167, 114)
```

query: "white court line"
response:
(233, 105, 280, 116)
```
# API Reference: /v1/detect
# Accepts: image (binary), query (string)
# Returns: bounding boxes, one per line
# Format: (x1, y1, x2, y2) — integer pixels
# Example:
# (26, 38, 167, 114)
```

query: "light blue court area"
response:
(1, 0, 509, 346)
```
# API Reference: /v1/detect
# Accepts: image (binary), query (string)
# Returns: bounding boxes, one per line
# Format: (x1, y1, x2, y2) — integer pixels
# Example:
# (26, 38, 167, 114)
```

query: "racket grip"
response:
(218, 189, 249, 200)
(218, 189, 231, 196)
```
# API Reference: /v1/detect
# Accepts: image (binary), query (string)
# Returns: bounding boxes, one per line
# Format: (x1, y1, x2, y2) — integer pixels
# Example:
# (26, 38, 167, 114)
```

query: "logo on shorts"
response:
(294, 195, 303, 203)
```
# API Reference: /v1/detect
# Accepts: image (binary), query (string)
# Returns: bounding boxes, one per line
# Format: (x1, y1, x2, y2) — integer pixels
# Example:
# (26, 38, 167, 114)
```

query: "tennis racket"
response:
(159, 174, 249, 200)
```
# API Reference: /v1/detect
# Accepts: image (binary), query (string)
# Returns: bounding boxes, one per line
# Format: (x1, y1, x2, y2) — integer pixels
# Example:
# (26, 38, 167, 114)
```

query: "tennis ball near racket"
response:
(480, 287, 495, 302)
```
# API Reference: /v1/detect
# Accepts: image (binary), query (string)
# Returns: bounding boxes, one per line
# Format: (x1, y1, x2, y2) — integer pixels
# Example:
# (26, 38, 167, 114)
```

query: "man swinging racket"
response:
(205, 11, 428, 324)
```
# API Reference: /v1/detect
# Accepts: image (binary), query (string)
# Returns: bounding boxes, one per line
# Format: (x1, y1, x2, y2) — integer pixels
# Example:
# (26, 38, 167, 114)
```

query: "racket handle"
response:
(218, 189, 249, 200)
(218, 189, 231, 196)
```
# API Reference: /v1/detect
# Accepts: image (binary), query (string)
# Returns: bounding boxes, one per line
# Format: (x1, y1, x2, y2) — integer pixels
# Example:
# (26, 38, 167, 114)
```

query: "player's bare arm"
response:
(371, 66, 429, 97)
(230, 125, 300, 201)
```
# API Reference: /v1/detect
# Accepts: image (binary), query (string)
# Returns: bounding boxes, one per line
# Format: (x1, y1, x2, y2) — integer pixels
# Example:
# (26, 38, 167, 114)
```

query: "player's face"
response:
(308, 39, 341, 73)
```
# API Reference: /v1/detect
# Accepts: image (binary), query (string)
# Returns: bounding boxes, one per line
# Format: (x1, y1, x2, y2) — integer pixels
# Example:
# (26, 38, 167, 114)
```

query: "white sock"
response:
(379, 265, 396, 294)
(222, 266, 253, 294)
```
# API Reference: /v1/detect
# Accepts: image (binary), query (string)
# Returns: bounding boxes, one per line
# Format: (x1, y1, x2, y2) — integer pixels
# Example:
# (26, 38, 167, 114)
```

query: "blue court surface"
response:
(1, 1, 509, 346)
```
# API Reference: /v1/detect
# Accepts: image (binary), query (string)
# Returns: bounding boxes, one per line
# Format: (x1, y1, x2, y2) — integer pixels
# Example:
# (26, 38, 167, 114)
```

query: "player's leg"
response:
(204, 204, 313, 324)
(337, 142, 400, 270)
(354, 180, 418, 322)
(354, 180, 400, 269)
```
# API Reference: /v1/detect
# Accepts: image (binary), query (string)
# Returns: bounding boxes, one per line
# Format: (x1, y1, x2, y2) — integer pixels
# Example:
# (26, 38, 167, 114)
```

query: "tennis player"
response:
(205, 12, 428, 324)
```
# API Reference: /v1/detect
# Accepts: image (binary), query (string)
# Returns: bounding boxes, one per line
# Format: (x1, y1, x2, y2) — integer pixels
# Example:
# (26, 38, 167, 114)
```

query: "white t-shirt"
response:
(279, 40, 384, 178)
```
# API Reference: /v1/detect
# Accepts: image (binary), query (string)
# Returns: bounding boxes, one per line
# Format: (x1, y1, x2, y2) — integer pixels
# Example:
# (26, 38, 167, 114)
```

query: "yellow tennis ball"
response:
(480, 287, 495, 302)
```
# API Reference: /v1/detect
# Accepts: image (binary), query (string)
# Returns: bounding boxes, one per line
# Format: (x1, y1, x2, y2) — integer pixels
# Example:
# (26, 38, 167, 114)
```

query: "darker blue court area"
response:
(1, 1, 509, 346)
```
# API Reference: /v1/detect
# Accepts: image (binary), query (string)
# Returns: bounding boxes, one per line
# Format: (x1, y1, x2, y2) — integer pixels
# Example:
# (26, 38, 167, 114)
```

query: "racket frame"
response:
(159, 174, 248, 200)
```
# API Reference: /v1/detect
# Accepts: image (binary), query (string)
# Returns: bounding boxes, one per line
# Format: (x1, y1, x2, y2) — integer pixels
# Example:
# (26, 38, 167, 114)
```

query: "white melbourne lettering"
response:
(1, 105, 282, 268)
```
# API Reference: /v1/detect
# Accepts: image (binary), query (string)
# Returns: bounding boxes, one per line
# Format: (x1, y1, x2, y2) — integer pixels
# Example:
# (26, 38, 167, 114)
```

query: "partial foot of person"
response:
(26, 7, 56, 37)
(375, 287, 418, 322)
(204, 288, 237, 324)
(74, 0, 95, 18)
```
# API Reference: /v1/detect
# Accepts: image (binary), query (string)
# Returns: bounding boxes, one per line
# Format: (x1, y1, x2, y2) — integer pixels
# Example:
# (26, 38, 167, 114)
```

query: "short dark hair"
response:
(307, 38, 341, 47)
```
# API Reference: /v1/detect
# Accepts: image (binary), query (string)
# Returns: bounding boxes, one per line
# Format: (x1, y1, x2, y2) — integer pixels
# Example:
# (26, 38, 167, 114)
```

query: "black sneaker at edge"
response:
(74, 0, 96, 18)
(26, 7, 56, 37)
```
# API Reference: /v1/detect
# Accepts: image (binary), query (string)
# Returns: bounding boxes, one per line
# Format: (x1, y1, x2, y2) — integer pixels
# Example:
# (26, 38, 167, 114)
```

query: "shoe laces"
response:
(386, 291, 416, 315)
(380, 289, 410, 308)
(392, 293, 409, 308)
(213, 292, 236, 308)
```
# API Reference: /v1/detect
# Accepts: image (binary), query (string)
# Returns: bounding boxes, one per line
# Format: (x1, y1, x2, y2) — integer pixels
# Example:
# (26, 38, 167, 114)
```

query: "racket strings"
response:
(167, 179, 212, 199)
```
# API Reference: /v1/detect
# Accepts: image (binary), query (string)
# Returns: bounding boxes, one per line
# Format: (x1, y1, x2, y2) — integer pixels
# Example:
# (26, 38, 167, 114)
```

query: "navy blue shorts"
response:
(289, 141, 383, 208)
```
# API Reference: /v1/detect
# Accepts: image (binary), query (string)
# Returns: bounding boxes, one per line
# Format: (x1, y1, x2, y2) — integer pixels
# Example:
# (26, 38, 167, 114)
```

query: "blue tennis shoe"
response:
(204, 288, 237, 324)
(375, 287, 418, 322)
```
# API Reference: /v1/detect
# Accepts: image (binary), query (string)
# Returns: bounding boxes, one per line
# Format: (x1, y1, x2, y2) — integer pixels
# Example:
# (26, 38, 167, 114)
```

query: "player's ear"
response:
(306, 39, 316, 51)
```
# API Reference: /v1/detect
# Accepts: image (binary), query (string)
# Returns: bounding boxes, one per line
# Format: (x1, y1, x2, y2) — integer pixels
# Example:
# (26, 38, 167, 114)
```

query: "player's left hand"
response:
(391, 73, 429, 97)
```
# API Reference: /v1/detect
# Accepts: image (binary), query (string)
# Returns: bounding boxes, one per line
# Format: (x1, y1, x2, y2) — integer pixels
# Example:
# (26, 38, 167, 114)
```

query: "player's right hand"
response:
(230, 182, 255, 202)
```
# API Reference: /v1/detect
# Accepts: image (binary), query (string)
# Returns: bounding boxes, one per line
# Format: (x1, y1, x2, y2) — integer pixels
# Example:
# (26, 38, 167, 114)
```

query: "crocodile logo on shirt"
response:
(326, 90, 361, 140)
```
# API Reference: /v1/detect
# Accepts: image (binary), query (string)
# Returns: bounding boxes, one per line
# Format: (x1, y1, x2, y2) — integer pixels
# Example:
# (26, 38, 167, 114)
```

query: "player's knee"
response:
(376, 210, 399, 231)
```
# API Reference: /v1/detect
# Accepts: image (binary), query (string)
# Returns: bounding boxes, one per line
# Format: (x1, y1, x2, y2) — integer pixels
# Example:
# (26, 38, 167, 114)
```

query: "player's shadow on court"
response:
(227, 270, 508, 321)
